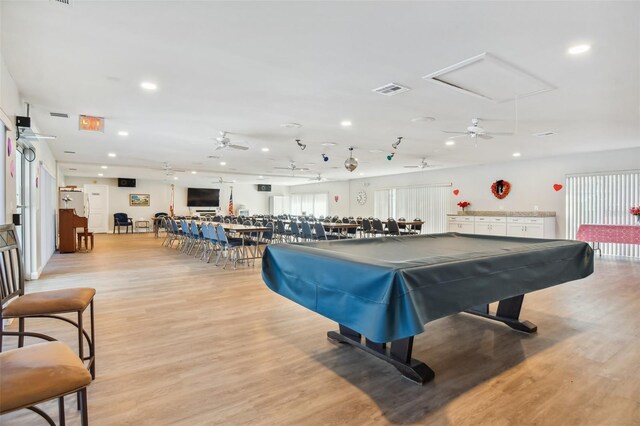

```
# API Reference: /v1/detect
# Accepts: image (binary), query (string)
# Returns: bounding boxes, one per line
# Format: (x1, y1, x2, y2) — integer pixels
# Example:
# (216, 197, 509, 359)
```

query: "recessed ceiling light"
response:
(258, 175, 264, 179)
(98, 173, 103, 177)
(191, 171, 197, 174)
(512, 152, 521, 157)
(101, 165, 108, 169)
(369, 149, 384, 153)
(359, 172, 365, 176)
(568, 44, 591, 55)
(410, 116, 436, 123)
(140, 81, 158, 91)
(108, 153, 117, 157)
(303, 163, 316, 166)
(321, 142, 337, 147)
(261, 148, 270, 152)
(118, 131, 129, 136)
(280, 123, 302, 128)
(173, 176, 179, 180)
(341, 120, 352, 127)
(445, 140, 455, 146)
(220, 161, 226, 166)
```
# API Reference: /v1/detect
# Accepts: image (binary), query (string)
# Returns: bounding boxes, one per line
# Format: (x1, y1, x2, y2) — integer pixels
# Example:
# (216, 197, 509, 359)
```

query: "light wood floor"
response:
(2, 233, 640, 425)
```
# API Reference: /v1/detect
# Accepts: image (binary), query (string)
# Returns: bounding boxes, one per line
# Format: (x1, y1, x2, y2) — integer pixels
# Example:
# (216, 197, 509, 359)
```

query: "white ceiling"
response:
(2, 1, 639, 186)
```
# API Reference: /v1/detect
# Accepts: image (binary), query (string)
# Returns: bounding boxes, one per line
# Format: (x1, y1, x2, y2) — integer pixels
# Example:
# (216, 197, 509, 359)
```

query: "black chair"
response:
(113, 213, 133, 234)
(411, 218, 423, 235)
(372, 218, 386, 236)
(314, 222, 340, 240)
(386, 219, 400, 236)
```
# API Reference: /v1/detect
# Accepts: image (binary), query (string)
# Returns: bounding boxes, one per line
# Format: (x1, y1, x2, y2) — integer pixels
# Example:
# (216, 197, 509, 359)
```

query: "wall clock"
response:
(356, 190, 367, 205)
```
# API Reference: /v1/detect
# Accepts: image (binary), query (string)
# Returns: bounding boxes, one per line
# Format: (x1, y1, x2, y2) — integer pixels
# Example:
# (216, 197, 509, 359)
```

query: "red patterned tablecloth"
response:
(576, 224, 640, 244)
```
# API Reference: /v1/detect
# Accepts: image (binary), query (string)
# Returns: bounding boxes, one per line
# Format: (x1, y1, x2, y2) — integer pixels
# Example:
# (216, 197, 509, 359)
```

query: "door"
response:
(84, 184, 109, 233)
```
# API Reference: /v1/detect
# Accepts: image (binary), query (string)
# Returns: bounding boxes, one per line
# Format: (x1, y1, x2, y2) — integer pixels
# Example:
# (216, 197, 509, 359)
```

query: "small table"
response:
(135, 220, 151, 233)
(576, 224, 640, 256)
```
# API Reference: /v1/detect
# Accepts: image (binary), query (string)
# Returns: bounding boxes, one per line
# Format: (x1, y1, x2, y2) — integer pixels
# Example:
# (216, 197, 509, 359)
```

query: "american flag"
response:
(228, 189, 234, 215)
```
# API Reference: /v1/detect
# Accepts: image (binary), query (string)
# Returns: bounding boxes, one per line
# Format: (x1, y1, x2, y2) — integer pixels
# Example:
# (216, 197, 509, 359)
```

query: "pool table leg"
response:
(465, 294, 537, 333)
(327, 324, 435, 385)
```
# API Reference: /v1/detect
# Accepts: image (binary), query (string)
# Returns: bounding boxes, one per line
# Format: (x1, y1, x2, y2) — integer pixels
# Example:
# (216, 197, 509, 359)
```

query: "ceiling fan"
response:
(274, 161, 310, 173)
(216, 177, 235, 184)
(443, 118, 513, 141)
(308, 174, 328, 182)
(214, 131, 249, 151)
(161, 162, 185, 175)
(403, 158, 435, 169)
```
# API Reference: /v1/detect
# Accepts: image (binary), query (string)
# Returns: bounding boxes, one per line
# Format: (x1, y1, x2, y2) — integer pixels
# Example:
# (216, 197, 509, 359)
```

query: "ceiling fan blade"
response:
(273, 167, 291, 170)
(442, 131, 467, 134)
(478, 134, 493, 140)
(228, 144, 249, 150)
(403, 166, 419, 168)
(486, 132, 514, 136)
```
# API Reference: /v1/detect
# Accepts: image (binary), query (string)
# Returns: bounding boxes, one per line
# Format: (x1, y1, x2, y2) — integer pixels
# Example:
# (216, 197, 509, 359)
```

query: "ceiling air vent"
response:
(372, 83, 410, 96)
(533, 131, 556, 137)
(50, 112, 69, 118)
(51, 0, 73, 6)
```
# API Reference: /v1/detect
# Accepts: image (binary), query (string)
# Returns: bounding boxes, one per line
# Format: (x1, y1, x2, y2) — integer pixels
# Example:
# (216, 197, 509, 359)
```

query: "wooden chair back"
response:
(0, 224, 25, 307)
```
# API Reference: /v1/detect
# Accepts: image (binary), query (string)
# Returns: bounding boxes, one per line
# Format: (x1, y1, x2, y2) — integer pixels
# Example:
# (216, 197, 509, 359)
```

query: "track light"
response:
(392, 136, 403, 149)
(344, 147, 358, 172)
(387, 153, 395, 161)
(322, 154, 329, 162)
(296, 139, 306, 150)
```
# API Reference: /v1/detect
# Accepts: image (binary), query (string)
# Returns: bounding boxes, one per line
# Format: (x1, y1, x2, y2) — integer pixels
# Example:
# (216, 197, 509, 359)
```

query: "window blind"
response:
(566, 171, 640, 258)
(395, 185, 450, 233)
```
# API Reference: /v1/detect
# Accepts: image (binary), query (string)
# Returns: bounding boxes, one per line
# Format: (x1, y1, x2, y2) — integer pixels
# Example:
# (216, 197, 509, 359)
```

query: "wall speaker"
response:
(257, 184, 272, 192)
(118, 178, 136, 188)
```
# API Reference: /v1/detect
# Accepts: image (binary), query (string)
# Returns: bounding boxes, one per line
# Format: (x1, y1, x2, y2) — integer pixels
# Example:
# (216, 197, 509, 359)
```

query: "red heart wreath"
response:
(491, 180, 511, 199)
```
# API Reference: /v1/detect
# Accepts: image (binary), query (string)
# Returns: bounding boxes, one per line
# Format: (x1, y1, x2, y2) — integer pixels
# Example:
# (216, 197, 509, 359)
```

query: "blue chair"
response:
(205, 223, 220, 263)
(180, 220, 192, 253)
(300, 221, 315, 241)
(215, 224, 243, 269)
(113, 213, 133, 234)
(289, 222, 301, 242)
(314, 222, 340, 240)
(189, 221, 204, 256)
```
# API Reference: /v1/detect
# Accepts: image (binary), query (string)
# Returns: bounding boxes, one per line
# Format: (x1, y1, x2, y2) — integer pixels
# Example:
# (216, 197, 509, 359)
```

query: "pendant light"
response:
(344, 147, 358, 172)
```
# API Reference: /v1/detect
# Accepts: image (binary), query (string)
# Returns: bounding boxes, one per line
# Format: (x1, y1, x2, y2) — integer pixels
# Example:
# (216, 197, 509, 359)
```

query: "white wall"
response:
(64, 176, 287, 230)
(294, 147, 640, 239)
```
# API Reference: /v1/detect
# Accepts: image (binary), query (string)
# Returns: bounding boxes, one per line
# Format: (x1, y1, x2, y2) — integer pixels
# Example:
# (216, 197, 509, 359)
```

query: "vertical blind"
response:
(375, 184, 451, 233)
(566, 171, 640, 258)
(290, 192, 328, 217)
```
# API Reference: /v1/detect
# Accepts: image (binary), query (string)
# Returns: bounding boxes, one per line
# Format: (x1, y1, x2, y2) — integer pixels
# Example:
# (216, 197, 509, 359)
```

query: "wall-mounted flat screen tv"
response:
(187, 188, 220, 207)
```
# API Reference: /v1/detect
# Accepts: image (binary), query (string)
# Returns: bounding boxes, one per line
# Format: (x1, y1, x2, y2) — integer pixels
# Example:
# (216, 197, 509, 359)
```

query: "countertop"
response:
(448, 211, 556, 217)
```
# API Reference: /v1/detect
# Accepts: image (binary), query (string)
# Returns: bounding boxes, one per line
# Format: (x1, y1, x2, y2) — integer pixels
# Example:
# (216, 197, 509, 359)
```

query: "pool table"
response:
(262, 233, 594, 384)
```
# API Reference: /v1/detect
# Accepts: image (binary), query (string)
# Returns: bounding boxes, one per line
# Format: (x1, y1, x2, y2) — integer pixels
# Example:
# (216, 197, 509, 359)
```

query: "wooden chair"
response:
(0, 224, 97, 380)
(0, 341, 91, 425)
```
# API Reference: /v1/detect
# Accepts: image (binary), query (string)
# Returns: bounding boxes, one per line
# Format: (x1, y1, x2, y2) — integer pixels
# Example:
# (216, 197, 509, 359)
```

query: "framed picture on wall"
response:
(129, 193, 150, 207)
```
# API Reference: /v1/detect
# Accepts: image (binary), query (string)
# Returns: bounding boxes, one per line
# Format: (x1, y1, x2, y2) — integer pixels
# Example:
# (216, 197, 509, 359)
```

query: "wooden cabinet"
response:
(474, 216, 507, 236)
(447, 214, 556, 239)
(447, 216, 475, 234)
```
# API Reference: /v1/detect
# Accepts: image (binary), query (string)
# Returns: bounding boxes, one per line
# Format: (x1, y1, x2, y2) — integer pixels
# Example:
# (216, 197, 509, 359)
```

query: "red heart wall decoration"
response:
(553, 184, 563, 192)
(453, 189, 460, 196)
(334, 195, 339, 202)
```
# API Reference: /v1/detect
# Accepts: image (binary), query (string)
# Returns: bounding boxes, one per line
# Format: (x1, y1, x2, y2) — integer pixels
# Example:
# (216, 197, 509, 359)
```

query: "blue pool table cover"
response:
(262, 233, 594, 343)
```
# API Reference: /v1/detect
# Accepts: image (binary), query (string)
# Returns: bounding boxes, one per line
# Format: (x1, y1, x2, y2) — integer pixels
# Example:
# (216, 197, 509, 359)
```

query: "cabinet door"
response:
(523, 224, 544, 238)
(487, 223, 507, 236)
(459, 222, 475, 234)
(447, 223, 459, 233)
(507, 223, 527, 237)
(474, 223, 492, 235)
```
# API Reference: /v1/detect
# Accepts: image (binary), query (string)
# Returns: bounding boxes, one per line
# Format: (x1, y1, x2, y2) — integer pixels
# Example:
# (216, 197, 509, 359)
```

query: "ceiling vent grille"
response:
(50, 112, 69, 118)
(51, 0, 73, 6)
(372, 83, 410, 96)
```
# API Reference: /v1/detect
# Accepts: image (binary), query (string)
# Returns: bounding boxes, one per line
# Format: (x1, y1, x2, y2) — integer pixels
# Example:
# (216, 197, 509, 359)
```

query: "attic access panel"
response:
(423, 53, 555, 103)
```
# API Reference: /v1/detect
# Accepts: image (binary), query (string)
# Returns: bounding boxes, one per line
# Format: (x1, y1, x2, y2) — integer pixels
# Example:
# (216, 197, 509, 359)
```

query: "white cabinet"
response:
(447, 216, 475, 234)
(474, 216, 507, 236)
(506, 217, 552, 239)
(447, 214, 556, 239)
